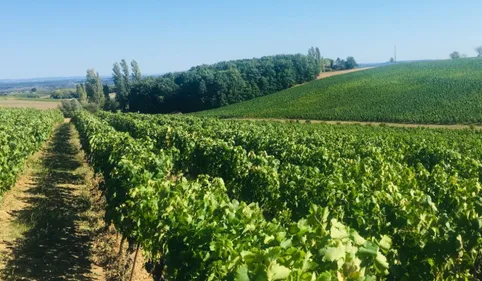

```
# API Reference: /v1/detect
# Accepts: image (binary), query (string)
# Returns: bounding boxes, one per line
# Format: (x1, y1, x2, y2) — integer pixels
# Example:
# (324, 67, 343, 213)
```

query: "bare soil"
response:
(316, 67, 373, 80)
(291, 67, 373, 88)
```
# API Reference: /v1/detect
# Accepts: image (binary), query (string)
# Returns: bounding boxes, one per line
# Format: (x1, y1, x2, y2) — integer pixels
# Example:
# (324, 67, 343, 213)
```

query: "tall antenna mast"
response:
(394, 46, 397, 63)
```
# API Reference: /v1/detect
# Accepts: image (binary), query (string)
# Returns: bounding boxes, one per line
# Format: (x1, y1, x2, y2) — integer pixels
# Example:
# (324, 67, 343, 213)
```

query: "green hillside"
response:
(195, 59, 482, 124)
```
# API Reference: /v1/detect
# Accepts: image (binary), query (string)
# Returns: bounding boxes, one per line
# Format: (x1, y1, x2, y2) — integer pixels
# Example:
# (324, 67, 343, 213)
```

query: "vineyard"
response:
(195, 58, 482, 124)
(0, 108, 63, 197)
(71, 111, 482, 280)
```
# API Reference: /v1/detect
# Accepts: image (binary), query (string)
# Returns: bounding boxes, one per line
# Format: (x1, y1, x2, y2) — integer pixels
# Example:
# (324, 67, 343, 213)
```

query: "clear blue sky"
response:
(1, 0, 480, 79)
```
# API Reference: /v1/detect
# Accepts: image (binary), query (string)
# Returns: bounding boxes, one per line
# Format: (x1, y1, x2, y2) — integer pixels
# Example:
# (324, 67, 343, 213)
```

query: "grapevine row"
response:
(0, 108, 63, 196)
(98, 111, 482, 280)
(73, 110, 388, 280)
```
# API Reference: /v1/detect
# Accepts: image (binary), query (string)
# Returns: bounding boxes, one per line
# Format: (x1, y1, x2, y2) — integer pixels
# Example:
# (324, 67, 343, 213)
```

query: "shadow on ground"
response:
(0, 123, 95, 281)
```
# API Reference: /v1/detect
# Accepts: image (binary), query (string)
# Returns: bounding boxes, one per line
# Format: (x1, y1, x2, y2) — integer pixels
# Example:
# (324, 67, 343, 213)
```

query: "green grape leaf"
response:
(235, 264, 250, 281)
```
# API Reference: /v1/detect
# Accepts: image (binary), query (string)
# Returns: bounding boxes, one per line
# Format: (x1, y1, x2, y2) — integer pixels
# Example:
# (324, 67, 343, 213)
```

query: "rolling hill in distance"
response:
(0, 76, 114, 92)
(195, 58, 482, 124)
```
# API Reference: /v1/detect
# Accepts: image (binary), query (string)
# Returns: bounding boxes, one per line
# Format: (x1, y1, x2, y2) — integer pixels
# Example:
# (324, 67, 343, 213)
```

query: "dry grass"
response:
(0, 98, 60, 109)
(316, 67, 373, 80)
(0, 146, 42, 259)
(291, 67, 373, 88)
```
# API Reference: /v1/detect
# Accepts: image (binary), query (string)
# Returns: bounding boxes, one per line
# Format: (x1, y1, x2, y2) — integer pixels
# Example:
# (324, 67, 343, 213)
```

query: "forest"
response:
(121, 53, 322, 113)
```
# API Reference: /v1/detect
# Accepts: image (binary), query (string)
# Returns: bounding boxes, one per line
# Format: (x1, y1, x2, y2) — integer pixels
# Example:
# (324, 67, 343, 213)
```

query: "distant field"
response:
(196, 58, 482, 124)
(0, 97, 60, 109)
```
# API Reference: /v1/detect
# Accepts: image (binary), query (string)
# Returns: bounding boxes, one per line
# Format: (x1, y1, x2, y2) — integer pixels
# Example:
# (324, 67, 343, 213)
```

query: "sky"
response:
(0, 0, 481, 79)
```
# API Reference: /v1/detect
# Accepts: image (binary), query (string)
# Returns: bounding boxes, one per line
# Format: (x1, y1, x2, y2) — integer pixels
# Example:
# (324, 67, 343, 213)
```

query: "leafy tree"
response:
(308, 47, 322, 73)
(323, 58, 333, 71)
(120, 59, 131, 89)
(51, 88, 78, 99)
(31, 87, 37, 93)
(315, 47, 322, 72)
(449, 51, 461, 59)
(390, 57, 395, 63)
(308, 47, 316, 59)
(131, 60, 142, 83)
(128, 77, 179, 113)
(103, 84, 113, 111)
(475, 46, 482, 57)
(120, 59, 131, 110)
(345, 57, 358, 69)
(76, 84, 87, 103)
(59, 99, 82, 117)
(210, 68, 247, 107)
(85, 69, 104, 105)
(113, 62, 128, 111)
(334, 58, 344, 70)
(333, 57, 357, 70)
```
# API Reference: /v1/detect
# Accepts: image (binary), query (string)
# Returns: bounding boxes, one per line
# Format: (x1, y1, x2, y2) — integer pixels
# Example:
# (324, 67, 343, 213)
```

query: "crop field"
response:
(196, 58, 482, 124)
(68, 111, 482, 280)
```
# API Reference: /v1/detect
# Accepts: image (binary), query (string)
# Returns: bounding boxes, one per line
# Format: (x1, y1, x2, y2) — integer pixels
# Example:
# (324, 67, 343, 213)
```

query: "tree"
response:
(345, 57, 358, 69)
(308, 47, 316, 59)
(103, 84, 113, 111)
(449, 51, 461, 59)
(334, 58, 344, 70)
(128, 77, 179, 113)
(475, 46, 482, 57)
(315, 47, 322, 72)
(390, 57, 395, 63)
(76, 84, 87, 103)
(85, 69, 104, 105)
(131, 60, 142, 83)
(120, 59, 131, 110)
(31, 87, 37, 93)
(120, 59, 131, 88)
(113, 62, 128, 111)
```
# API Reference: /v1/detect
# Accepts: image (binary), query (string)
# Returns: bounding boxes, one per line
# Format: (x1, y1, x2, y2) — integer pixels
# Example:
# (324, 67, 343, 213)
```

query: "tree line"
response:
(76, 48, 358, 114)
(449, 45, 482, 59)
(124, 53, 322, 113)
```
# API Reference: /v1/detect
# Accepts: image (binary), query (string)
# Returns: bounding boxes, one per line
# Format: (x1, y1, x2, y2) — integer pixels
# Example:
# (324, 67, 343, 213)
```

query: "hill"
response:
(195, 58, 482, 124)
(0, 76, 113, 93)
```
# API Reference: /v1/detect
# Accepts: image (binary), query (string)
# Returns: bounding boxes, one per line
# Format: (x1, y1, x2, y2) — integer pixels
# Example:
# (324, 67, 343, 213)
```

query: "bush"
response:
(51, 89, 79, 99)
(82, 102, 101, 114)
(16, 92, 40, 98)
(58, 99, 83, 118)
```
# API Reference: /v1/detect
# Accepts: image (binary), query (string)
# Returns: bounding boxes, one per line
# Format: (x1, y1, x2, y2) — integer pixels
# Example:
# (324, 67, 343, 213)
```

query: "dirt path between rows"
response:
(289, 68, 374, 89)
(0, 121, 152, 281)
(0, 122, 104, 280)
(237, 118, 482, 130)
(316, 67, 373, 80)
